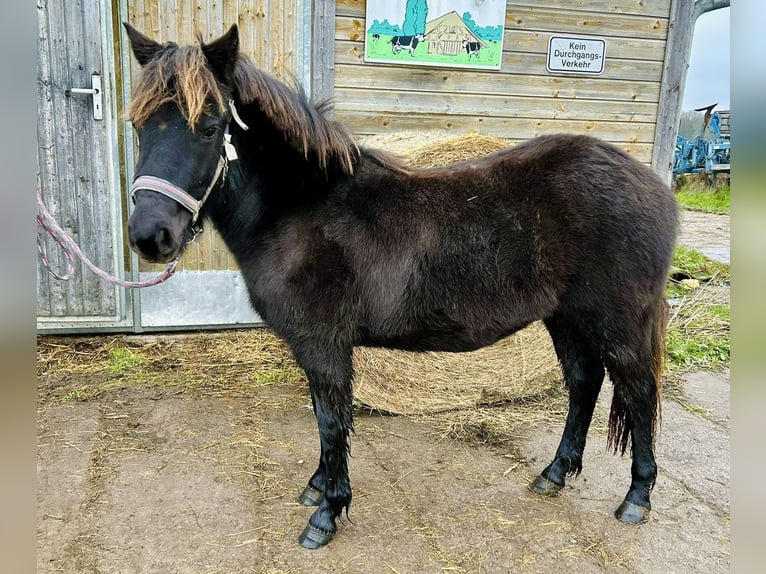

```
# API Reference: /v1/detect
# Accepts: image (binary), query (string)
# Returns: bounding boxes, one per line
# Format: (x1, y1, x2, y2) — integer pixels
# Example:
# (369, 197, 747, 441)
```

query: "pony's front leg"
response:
(292, 343, 354, 549)
(297, 385, 328, 507)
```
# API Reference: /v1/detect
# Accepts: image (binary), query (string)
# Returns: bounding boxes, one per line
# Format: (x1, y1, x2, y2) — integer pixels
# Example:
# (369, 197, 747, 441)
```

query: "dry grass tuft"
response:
(416, 386, 569, 447)
(37, 330, 309, 407)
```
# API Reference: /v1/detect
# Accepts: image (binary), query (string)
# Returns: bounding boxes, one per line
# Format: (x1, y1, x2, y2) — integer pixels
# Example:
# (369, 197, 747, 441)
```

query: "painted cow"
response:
(463, 40, 482, 59)
(391, 35, 423, 56)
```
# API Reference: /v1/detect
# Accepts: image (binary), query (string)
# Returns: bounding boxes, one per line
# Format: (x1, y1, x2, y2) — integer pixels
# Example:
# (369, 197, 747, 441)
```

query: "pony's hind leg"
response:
(602, 299, 667, 524)
(605, 363, 660, 524)
(531, 315, 605, 495)
(291, 340, 355, 549)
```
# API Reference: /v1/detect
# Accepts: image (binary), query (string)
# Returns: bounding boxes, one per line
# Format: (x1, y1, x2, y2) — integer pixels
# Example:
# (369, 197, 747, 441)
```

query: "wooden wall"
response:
(124, 0, 303, 272)
(334, 0, 673, 165)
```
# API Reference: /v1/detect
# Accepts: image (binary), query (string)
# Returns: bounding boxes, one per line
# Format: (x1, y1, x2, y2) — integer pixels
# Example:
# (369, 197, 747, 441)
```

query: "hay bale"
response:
(407, 133, 514, 167)
(353, 322, 560, 415)
(350, 132, 561, 414)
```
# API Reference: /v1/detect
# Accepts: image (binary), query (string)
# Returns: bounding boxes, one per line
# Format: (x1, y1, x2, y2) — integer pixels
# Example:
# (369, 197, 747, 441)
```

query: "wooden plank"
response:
(335, 110, 658, 143)
(281, 0, 296, 74)
(238, 0, 256, 58)
(82, 0, 116, 314)
(334, 87, 658, 123)
(651, 0, 695, 182)
(158, 0, 174, 42)
(62, 0, 89, 316)
(335, 63, 661, 103)
(359, 136, 654, 164)
(508, 0, 670, 19)
(507, 7, 668, 40)
(335, 0, 671, 19)
(335, 40, 664, 82)
(37, 0, 55, 317)
(502, 29, 665, 62)
(176, 0, 194, 44)
(257, 0, 269, 70)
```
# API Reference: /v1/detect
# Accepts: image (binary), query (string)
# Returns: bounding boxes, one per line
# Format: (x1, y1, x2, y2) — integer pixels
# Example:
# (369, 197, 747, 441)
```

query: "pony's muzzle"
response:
(128, 185, 195, 263)
(128, 221, 179, 263)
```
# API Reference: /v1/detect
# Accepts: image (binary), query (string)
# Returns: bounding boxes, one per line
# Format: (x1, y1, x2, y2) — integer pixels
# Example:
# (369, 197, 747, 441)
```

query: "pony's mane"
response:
(128, 34, 398, 177)
(232, 59, 362, 175)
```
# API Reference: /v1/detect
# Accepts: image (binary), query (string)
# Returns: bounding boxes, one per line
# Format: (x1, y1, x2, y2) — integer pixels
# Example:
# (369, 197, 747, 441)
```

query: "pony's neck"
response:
(203, 117, 338, 255)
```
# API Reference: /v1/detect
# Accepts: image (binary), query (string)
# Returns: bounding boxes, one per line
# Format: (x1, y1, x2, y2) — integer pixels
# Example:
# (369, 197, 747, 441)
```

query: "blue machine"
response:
(673, 105, 730, 181)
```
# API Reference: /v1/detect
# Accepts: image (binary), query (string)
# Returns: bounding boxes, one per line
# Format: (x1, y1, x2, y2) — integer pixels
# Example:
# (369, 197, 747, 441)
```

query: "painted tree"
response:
(402, 0, 428, 36)
(462, 11, 477, 34)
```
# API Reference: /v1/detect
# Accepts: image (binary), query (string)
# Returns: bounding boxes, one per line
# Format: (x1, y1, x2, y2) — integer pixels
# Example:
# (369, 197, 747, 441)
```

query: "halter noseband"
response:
(129, 100, 249, 233)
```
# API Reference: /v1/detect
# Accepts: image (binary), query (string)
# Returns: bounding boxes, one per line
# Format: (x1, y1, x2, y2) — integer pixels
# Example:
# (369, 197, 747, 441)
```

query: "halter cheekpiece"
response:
(129, 99, 250, 233)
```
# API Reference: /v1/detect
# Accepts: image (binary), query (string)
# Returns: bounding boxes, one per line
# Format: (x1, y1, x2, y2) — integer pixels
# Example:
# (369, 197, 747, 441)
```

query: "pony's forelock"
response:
(127, 42, 226, 129)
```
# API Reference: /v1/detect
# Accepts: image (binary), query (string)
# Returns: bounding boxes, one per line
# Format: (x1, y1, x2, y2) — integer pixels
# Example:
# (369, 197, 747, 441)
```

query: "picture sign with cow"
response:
(364, 0, 507, 70)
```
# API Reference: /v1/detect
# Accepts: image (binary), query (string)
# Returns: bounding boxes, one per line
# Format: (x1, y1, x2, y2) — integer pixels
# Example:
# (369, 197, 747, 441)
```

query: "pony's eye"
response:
(203, 126, 218, 138)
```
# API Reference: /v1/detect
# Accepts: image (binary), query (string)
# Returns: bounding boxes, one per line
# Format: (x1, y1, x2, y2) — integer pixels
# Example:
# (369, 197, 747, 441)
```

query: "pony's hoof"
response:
(297, 485, 323, 506)
(298, 523, 335, 549)
(615, 500, 650, 524)
(529, 475, 563, 496)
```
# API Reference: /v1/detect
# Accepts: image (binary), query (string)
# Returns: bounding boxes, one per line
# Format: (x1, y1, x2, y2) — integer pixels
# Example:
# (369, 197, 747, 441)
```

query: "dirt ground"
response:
(37, 210, 730, 573)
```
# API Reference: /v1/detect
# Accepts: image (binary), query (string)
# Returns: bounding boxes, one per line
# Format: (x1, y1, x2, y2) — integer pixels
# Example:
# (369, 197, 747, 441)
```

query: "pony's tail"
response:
(607, 298, 668, 455)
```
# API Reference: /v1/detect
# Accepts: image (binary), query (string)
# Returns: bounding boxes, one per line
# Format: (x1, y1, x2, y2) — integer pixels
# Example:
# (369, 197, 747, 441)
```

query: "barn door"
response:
(36, 0, 130, 332)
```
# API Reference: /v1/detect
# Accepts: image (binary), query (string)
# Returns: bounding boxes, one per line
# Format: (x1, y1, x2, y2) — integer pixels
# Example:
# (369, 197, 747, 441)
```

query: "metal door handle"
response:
(65, 73, 103, 120)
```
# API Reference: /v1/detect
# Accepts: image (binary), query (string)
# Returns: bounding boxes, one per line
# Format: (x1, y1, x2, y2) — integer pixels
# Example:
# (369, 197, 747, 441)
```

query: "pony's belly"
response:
(359, 323, 529, 353)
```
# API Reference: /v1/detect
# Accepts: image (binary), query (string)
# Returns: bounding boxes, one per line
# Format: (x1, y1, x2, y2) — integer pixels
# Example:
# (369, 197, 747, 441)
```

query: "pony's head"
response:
(124, 22, 241, 263)
(124, 23, 363, 264)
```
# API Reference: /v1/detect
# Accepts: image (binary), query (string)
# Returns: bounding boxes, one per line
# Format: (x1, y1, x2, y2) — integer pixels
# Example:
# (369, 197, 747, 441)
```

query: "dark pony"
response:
(123, 23, 678, 549)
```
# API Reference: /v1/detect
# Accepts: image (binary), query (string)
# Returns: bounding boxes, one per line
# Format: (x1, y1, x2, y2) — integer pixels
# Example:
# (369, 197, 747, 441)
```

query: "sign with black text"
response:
(546, 36, 606, 75)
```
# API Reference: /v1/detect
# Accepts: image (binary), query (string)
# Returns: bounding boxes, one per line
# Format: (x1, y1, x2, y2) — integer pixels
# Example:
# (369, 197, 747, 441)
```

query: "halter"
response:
(129, 99, 250, 234)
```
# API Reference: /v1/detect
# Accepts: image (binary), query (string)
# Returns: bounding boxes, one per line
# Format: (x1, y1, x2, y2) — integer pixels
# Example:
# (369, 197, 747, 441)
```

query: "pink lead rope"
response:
(37, 100, 249, 290)
(36, 191, 178, 288)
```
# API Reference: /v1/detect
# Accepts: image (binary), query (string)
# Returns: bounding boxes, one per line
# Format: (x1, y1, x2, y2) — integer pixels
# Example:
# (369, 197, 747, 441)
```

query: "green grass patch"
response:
(107, 347, 145, 373)
(665, 247, 730, 375)
(667, 244, 729, 299)
(675, 185, 730, 214)
(252, 363, 304, 387)
(666, 322, 730, 369)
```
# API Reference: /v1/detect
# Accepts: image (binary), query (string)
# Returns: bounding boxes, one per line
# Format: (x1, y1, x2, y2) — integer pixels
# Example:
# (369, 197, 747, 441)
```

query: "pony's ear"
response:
(202, 25, 239, 84)
(123, 22, 163, 66)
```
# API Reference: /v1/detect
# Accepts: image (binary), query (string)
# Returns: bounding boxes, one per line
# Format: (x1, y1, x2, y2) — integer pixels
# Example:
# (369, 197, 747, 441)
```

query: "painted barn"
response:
(424, 11, 485, 56)
(37, 0, 700, 332)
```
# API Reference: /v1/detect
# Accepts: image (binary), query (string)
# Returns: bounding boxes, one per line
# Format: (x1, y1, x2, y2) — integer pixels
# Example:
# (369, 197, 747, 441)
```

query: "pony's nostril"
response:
(128, 223, 177, 262)
(156, 227, 175, 253)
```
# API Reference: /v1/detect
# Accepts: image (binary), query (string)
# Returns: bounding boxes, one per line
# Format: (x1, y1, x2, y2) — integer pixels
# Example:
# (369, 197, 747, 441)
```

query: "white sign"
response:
(546, 36, 606, 75)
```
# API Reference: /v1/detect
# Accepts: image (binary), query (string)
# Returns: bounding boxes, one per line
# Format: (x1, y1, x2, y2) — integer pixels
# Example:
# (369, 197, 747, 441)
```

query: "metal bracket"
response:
(66, 73, 103, 120)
